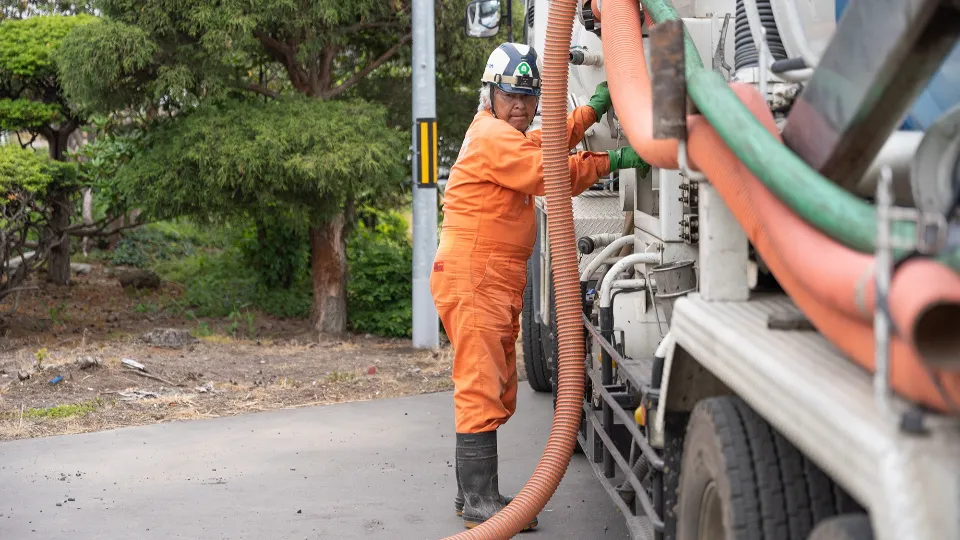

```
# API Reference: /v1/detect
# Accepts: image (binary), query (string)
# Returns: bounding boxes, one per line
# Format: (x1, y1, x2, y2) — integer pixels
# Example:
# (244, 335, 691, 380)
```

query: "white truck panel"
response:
(697, 183, 749, 301)
(613, 290, 665, 362)
(656, 168, 685, 242)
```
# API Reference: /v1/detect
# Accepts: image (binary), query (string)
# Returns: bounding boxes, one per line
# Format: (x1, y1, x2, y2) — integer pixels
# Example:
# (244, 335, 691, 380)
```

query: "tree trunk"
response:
(47, 190, 72, 285)
(81, 188, 93, 256)
(309, 214, 348, 336)
(46, 129, 74, 285)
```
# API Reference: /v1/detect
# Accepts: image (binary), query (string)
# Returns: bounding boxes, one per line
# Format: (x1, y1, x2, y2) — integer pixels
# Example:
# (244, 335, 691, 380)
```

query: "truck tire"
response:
(676, 397, 764, 540)
(729, 400, 852, 539)
(522, 259, 551, 392)
(807, 515, 874, 540)
(676, 397, 860, 540)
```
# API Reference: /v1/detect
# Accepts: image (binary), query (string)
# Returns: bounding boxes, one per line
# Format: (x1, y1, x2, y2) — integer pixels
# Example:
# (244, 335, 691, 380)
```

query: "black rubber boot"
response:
(455, 460, 464, 516)
(456, 431, 537, 530)
(455, 459, 513, 516)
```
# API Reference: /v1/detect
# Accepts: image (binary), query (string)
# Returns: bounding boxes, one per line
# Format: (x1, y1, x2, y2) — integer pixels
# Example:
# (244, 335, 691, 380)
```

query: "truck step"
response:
(578, 411, 656, 540)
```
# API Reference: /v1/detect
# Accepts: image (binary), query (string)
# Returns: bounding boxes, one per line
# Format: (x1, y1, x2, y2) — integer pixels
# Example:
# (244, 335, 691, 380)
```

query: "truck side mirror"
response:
(464, 0, 501, 38)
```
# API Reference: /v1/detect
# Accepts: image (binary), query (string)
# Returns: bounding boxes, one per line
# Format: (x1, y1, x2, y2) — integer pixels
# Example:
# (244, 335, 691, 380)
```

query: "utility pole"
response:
(411, 0, 439, 349)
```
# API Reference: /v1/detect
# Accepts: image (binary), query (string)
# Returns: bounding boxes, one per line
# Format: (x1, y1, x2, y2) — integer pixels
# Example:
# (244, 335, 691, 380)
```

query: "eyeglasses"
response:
(495, 90, 539, 107)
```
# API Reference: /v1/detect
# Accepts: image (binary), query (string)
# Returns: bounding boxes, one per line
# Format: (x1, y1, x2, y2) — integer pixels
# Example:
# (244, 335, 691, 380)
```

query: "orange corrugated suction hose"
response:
(686, 91, 960, 411)
(600, 0, 960, 411)
(601, 1, 679, 169)
(440, 0, 585, 537)
(597, 0, 960, 358)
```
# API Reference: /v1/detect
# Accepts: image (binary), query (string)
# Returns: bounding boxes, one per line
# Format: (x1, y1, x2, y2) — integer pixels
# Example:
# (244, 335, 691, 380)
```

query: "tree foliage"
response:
(354, 71, 479, 175)
(0, 144, 76, 300)
(72, 123, 142, 219)
(237, 216, 308, 290)
(0, 14, 93, 144)
(115, 97, 407, 226)
(55, 19, 162, 114)
(52, 0, 521, 334)
(348, 0, 525, 171)
(346, 209, 413, 338)
(1, 1, 95, 20)
(55, 0, 515, 216)
(0, 142, 73, 194)
(0, 98, 59, 132)
(0, 14, 90, 75)
(0, 13, 99, 285)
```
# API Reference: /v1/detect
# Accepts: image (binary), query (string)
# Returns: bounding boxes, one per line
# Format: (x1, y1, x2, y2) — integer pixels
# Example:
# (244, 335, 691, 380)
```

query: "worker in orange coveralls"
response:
(430, 42, 647, 530)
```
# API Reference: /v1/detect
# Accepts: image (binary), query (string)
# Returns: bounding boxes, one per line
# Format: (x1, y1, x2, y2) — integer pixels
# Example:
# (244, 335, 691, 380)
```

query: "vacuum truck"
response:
(461, 0, 960, 539)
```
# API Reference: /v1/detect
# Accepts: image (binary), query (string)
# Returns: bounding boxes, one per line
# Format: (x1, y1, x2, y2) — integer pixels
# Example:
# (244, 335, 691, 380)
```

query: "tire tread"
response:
(521, 260, 550, 392)
(677, 397, 862, 540)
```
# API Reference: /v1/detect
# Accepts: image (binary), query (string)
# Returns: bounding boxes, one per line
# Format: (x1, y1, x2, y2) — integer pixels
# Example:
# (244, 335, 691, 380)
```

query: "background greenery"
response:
(1, 0, 527, 338)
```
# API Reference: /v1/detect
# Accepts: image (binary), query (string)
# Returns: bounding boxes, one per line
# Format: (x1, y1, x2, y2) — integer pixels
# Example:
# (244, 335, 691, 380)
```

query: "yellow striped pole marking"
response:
(416, 118, 438, 187)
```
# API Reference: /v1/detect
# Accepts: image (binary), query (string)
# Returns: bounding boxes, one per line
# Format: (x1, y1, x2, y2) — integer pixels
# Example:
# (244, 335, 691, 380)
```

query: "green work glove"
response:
(587, 81, 612, 119)
(607, 147, 650, 176)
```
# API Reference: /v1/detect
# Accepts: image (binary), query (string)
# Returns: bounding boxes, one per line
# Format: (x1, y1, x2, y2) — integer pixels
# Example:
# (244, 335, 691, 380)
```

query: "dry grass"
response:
(0, 263, 532, 442)
(1, 332, 463, 441)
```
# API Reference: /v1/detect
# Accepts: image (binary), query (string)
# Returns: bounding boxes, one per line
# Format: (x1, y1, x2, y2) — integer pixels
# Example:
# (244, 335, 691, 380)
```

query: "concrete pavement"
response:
(0, 386, 629, 539)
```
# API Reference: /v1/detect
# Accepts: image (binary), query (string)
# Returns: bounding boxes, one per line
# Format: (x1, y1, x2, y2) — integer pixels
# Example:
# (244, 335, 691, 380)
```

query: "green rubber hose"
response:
(639, 0, 960, 271)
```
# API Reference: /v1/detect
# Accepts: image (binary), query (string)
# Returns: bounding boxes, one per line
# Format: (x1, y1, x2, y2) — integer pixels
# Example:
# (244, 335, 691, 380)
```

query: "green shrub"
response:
(355, 206, 410, 244)
(107, 226, 196, 268)
(347, 209, 412, 338)
(236, 217, 309, 290)
(1, 145, 77, 300)
(149, 220, 229, 249)
(73, 126, 144, 222)
(98, 220, 230, 268)
(154, 211, 414, 338)
(157, 246, 312, 319)
(252, 282, 312, 319)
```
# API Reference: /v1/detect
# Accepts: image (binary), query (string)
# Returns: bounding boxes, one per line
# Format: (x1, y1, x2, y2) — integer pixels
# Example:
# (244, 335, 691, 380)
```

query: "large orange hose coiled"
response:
(599, 0, 960, 411)
(440, 0, 585, 537)
(602, 10, 678, 169)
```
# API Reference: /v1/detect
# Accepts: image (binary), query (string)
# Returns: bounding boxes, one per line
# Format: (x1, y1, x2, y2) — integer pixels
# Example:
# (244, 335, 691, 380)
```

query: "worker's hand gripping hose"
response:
(439, 0, 585, 537)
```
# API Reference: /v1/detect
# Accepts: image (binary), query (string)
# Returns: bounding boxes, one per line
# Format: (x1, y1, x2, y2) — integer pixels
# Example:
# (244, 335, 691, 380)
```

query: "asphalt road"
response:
(0, 386, 630, 539)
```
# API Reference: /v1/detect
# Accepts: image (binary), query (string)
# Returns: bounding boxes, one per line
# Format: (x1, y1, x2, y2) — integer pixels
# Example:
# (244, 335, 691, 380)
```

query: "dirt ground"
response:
(0, 264, 525, 441)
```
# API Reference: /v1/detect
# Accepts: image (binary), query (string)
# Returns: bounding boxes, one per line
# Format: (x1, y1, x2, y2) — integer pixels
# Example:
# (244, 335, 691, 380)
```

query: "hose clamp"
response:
(916, 211, 948, 255)
(872, 167, 957, 426)
(883, 206, 949, 255)
(678, 140, 706, 182)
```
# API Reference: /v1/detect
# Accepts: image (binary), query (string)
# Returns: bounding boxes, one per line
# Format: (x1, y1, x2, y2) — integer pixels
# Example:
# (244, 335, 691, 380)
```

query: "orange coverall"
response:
(431, 105, 611, 434)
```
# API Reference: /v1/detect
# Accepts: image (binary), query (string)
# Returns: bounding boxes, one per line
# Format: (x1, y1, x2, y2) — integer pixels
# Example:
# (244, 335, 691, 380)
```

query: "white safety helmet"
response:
(481, 42, 543, 97)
